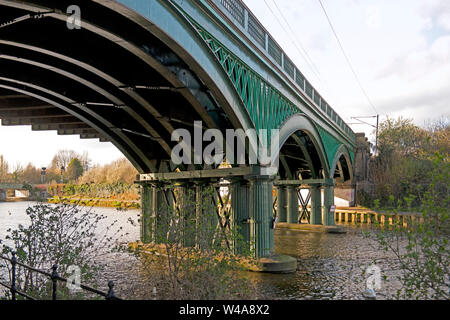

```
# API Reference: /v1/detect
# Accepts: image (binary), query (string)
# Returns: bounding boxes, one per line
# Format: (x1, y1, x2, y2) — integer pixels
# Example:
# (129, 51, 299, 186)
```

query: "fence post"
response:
(51, 264, 58, 300)
(106, 281, 116, 300)
(11, 251, 17, 301)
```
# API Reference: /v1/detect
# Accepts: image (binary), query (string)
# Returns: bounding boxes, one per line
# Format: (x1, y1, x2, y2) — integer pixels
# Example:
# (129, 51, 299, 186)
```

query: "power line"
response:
(317, 0, 379, 115)
(262, 0, 324, 88)
(270, 0, 323, 80)
(262, 0, 344, 112)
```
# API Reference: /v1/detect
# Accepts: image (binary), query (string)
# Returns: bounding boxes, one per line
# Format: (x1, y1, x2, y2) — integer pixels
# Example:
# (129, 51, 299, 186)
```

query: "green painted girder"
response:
(114, 0, 355, 165)
(186, 16, 300, 136)
(317, 125, 354, 169)
(181, 10, 355, 167)
(317, 125, 344, 170)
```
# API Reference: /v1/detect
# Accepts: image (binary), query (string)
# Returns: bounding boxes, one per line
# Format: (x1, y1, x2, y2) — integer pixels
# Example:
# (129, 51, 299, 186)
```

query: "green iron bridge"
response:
(0, 0, 356, 258)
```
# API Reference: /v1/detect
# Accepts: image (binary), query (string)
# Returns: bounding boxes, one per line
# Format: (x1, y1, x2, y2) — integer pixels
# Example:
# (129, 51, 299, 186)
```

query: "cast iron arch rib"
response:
(0, 80, 150, 172)
(330, 145, 354, 182)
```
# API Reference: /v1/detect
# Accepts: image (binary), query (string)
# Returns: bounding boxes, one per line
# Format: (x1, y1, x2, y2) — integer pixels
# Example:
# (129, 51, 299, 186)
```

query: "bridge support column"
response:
(231, 180, 252, 255)
(141, 183, 173, 244)
(250, 176, 274, 258)
(286, 186, 298, 224)
(323, 185, 336, 226)
(179, 183, 197, 247)
(154, 185, 171, 244)
(277, 187, 287, 223)
(310, 185, 322, 225)
(141, 183, 155, 243)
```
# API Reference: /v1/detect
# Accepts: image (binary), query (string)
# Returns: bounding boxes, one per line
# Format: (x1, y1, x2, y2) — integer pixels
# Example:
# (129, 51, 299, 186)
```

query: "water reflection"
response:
(0, 202, 403, 300)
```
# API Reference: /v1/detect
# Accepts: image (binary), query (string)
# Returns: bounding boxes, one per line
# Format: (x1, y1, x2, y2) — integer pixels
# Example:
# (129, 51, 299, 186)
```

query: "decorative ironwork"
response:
(313, 90, 320, 106)
(298, 189, 311, 223)
(0, 253, 120, 300)
(284, 56, 295, 79)
(268, 36, 282, 66)
(305, 80, 313, 99)
(248, 13, 266, 48)
(317, 125, 344, 169)
(213, 184, 233, 249)
(178, 0, 356, 141)
(295, 69, 305, 90)
(219, 0, 245, 26)
(188, 19, 300, 133)
(151, 182, 234, 250)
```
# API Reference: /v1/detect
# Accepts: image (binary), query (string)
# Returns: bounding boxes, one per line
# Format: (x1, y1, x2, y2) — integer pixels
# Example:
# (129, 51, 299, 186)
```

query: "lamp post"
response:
(60, 166, 65, 184)
(41, 167, 47, 184)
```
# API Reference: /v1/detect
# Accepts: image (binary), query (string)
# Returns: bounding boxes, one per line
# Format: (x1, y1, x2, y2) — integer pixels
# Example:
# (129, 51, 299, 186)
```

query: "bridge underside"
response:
(0, 0, 356, 259)
(0, 0, 236, 174)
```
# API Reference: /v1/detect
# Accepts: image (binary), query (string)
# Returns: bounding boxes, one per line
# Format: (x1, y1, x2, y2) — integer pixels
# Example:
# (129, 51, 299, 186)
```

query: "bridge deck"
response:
(203, 0, 355, 143)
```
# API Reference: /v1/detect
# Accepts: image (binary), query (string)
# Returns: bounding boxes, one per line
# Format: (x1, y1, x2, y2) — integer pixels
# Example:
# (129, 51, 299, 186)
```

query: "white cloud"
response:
(437, 13, 450, 31)
(243, 0, 450, 141)
(367, 5, 382, 30)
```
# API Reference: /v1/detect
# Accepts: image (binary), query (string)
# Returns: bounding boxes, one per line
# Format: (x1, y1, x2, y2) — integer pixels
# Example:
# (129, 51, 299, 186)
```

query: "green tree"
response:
(368, 153, 449, 299)
(370, 116, 449, 208)
(66, 158, 84, 182)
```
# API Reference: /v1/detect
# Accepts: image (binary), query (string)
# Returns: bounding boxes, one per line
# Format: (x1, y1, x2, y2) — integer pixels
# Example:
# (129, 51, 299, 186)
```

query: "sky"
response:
(0, 0, 449, 169)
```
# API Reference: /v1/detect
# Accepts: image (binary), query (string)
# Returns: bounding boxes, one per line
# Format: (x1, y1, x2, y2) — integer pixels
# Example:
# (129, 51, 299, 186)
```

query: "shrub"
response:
(0, 203, 124, 300)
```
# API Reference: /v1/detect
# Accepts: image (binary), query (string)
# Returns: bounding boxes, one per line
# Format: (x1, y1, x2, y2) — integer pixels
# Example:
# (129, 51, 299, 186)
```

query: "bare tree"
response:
(50, 150, 79, 170)
(0, 155, 9, 181)
(10, 162, 24, 183)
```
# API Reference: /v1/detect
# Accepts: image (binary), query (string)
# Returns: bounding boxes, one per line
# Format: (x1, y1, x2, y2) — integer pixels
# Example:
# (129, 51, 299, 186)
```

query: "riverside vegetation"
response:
(0, 203, 127, 300)
(364, 117, 449, 300)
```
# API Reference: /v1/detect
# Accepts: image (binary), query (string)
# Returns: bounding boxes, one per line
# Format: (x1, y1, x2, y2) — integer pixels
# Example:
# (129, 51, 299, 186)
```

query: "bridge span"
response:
(0, 0, 357, 258)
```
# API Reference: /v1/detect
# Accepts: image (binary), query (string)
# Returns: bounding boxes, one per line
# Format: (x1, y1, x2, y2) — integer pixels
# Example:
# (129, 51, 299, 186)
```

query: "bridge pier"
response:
(250, 176, 275, 258)
(277, 187, 287, 223)
(323, 185, 335, 226)
(179, 182, 197, 247)
(141, 183, 174, 244)
(140, 184, 154, 244)
(310, 185, 322, 225)
(286, 186, 299, 224)
(231, 179, 251, 255)
(274, 178, 335, 226)
(138, 166, 279, 259)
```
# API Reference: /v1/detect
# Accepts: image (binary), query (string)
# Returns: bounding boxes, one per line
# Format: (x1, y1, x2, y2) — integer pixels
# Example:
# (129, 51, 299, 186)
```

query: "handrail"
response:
(0, 252, 121, 300)
(207, 0, 356, 142)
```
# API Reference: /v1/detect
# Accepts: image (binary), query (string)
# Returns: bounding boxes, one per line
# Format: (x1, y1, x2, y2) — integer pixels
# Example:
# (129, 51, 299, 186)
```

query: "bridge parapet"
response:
(0, 183, 25, 190)
(206, 0, 355, 141)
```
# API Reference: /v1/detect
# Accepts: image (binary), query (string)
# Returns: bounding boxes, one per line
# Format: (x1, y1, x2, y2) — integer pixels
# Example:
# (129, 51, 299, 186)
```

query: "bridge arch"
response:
(272, 114, 329, 180)
(0, 0, 259, 173)
(329, 145, 354, 183)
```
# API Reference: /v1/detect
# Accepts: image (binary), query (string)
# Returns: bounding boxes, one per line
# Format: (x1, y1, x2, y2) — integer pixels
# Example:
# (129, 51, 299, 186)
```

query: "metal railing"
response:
(0, 252, 121, 300)
(214, 0, 356, 142)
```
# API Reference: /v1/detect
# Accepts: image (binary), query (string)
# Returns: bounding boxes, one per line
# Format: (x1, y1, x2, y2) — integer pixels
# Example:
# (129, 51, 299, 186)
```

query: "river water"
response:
(0, 201, 404, 300)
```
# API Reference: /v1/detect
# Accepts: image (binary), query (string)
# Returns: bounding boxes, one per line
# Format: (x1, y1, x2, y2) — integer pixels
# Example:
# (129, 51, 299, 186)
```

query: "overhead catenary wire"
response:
(261, 0, 325, 89)
(261, 0, 343, 115)
(269, 0, 323, 80)
(317, 0, 379, 115)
